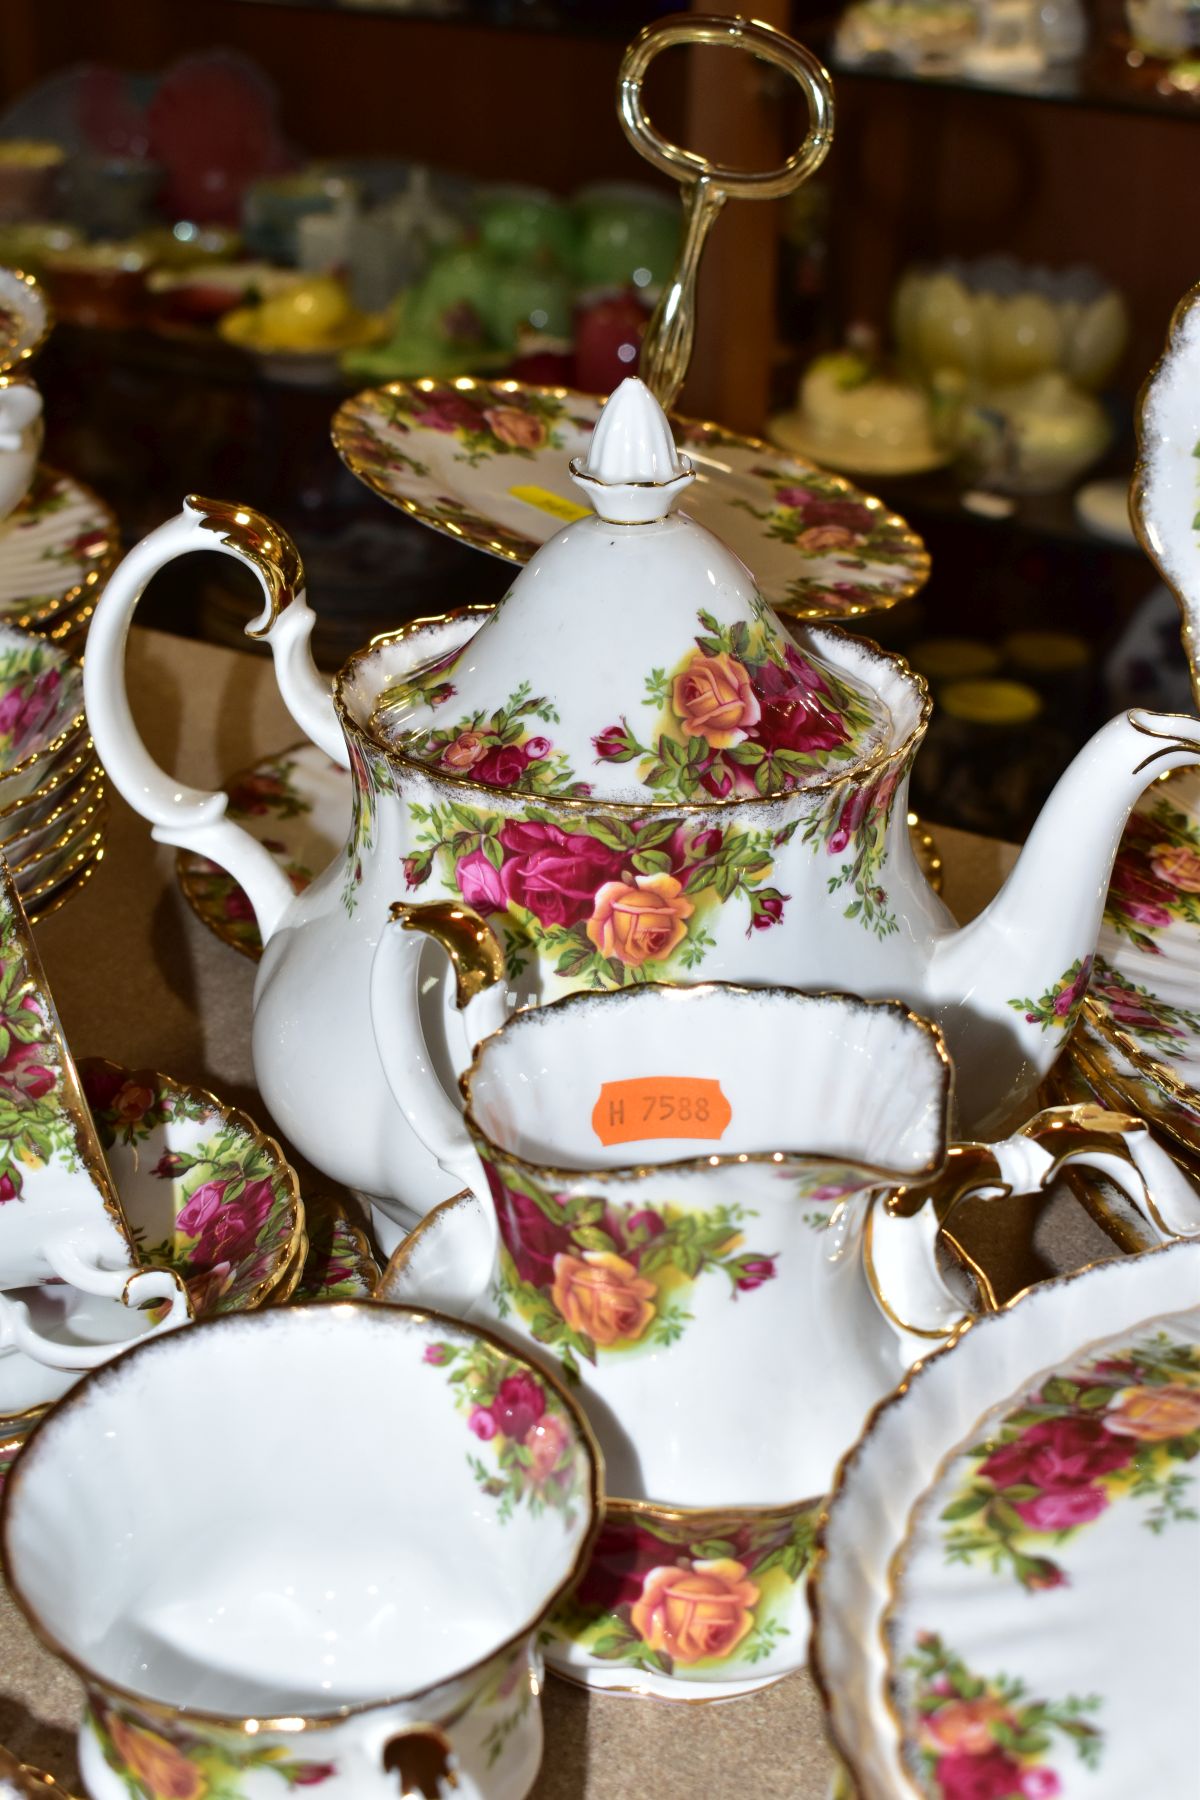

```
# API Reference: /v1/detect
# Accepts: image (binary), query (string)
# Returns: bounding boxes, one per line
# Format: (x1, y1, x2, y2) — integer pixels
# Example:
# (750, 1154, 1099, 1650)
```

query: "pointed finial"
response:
(570, 376, 695, 523)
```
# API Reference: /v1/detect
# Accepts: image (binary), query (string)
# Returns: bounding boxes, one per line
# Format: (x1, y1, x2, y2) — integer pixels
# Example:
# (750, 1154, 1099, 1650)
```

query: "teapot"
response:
(84, 378, 1200, 1237)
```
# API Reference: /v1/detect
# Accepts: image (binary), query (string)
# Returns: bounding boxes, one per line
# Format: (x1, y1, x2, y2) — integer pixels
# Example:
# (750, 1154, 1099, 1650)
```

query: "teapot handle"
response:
(866, 1103, 1200, 1340)
(369, 900, 511, 1198)
(84, 497, 346, 946)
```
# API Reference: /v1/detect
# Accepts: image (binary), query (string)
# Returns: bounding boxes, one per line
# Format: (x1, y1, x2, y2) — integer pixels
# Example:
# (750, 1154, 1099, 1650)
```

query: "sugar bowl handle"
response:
(369, 900, 510, 1198)
(868, 1103, 1200, 1339)
(619, 13, 834, 410)
(84, 498, 343, 946)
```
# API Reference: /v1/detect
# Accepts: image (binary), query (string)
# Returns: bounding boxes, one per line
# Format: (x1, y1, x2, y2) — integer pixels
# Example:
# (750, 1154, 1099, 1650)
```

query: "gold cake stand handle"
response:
(618, 13, 834, 413)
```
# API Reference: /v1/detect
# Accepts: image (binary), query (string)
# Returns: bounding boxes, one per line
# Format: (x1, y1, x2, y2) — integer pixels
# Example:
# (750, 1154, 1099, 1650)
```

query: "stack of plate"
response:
(0, 463, 119, 654)
(1067, 764, 1200, 1160)
(0, 619, 106, 917)
(0, 268, 118, 655)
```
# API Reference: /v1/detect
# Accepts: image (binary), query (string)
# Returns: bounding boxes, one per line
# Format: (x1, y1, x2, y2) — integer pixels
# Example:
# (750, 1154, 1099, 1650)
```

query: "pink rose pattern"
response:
(399, 777, 793, 987)
(81, 1060, 297, 1319)
(592, 604, 874, 805)
(486, 1167, 778, 1377)
(0, 889, 83, 1205)
(552, 1502, 819, 1677)
(1103, 792, 1200, 956)
(430, 1336, 587, 1524)
(375, 671, 586, 800)
(904, 1634, 1102, 1800)
(1008, 955, 1093, 1033)
(938, 1330, 1200, 1590)
(735, 471, 927, 613)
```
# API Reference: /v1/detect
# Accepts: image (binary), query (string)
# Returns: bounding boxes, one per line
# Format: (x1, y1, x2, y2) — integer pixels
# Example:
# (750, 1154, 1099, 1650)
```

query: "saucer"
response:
(1085, 766, 1200, 1142)
(176, 740, 944, 960)
(0, 269, 52, 374)
(0, 465, 118, 634)
(810, 1240, 1200, 1800)
(290, 1193, 380, 1302)
(0, 859, 133, 1296)
(332, 379, 930, 622)
(767, 408, 950, 478)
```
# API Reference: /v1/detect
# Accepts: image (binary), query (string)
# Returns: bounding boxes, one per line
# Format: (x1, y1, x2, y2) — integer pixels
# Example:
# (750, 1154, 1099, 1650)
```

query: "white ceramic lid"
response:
(368, 377, 893, 804)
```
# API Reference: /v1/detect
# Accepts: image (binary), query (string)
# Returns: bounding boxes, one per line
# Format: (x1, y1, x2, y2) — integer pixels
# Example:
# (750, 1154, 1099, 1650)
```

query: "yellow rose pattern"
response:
(89, 1701, 336, 1800)
(549, 1503, 820, 1679)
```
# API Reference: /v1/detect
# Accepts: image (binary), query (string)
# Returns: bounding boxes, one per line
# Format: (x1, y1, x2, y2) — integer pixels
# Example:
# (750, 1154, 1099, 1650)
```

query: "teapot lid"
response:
(370, 377, 892, 804)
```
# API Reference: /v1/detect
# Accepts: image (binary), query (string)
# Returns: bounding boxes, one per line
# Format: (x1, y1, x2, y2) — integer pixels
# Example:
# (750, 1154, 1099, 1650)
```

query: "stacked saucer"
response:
(0, 268, 118, 655)
(0, 620, 107, 918)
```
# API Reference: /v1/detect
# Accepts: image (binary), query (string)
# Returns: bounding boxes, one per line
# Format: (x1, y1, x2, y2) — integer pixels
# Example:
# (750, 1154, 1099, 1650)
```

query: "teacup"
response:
(372, 945, 1200, 1695)
(0, 1056, 304, 1437)
(3, 1305, 600, 1800)
(0, 863, 192, 1368)
(0, 376, 42, 523)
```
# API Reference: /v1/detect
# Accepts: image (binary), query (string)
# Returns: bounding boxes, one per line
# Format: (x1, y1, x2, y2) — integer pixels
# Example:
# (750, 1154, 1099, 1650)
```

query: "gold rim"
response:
(0, 755, 100, 848)
(23, 848, 101, 923)
(0, 464, 119, 629)
(453, 979, 953, 1188)
(0, 269, 54, 373)
(15, 824, 107, 909)
(1, 1300, 604, 1734)
(331, 377, 930, 622)
(6, 781, 105, 876)
(806, 1238, 1196, 1793)
(0, 734, 91, 821)
(336, 610, 931, 815)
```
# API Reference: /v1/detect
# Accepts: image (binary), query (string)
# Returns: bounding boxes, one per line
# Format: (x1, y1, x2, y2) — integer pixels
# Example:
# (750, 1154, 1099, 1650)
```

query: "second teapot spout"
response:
(926, 708, 1200, 1135)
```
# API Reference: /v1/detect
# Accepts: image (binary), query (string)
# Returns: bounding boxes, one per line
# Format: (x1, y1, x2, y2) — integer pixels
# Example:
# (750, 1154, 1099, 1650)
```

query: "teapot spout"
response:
(927, 709, 1200, 1134)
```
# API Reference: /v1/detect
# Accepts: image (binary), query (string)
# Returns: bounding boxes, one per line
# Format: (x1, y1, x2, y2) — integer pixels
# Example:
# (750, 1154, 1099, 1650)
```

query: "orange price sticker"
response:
(591, 1077, 731, 1147)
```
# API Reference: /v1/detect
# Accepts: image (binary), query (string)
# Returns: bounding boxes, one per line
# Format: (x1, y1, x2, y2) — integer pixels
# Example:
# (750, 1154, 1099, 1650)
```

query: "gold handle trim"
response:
(389, 899, 506, 1010)
(186, 496, 303, 639)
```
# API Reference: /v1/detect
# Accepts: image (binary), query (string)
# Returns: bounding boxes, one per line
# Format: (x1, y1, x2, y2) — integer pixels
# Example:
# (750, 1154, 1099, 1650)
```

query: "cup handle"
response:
(84, 497, 343, 946)
(379, 1724, 466, 1800)
(0, 1265, 191, 1370)
(868, 1103, 1200, 1339)
(369, 901, 510, 1198)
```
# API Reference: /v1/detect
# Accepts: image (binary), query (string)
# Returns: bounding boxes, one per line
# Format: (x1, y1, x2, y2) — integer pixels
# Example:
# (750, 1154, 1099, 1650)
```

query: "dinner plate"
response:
(176, 741, 944, 960)
(0, 465, 118, 631)
(810, 1240, 1200, 1800)
(332, 378, 930, 622)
